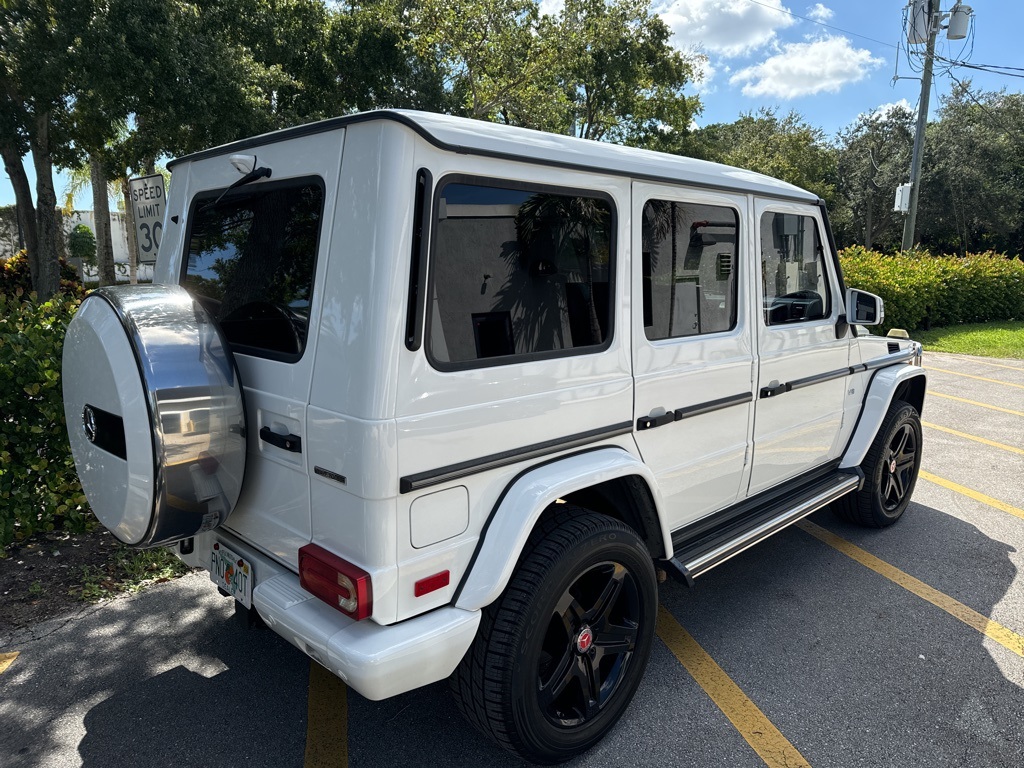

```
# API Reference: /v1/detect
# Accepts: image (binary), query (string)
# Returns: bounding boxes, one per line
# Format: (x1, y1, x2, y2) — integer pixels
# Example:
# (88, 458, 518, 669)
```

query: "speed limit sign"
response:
(128, 174, 166, 265)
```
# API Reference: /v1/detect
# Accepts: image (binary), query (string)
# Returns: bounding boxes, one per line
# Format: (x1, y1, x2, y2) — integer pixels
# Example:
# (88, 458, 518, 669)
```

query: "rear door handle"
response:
(259, 426, 302, 453)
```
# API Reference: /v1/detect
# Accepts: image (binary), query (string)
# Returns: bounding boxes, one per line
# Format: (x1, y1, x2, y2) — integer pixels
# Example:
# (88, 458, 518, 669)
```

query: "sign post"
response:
(128, 174, 166, 265)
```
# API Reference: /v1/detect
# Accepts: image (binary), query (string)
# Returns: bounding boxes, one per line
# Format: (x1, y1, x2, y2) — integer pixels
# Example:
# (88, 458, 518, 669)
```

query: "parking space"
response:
(2, 351, 1023, 767)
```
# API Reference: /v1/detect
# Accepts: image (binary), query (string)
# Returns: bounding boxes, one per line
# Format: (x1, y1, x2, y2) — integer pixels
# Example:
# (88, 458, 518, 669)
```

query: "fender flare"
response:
(841, 364, 926, 469)
(454, 448, 670, 612)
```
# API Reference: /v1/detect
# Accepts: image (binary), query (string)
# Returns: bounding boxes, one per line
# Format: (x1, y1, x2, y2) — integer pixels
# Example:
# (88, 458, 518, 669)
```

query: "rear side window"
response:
(183, 178, 324, 361)
(760, 211, 830, 326)
(641, 200, 739, 340)
(428, 179, 614, 368)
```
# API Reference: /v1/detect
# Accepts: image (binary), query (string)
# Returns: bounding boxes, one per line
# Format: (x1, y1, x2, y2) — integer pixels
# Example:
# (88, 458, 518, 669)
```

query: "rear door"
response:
(631, 182, 755, 530)
(749, 200, 851, 495)
(179, 133, 343, 565)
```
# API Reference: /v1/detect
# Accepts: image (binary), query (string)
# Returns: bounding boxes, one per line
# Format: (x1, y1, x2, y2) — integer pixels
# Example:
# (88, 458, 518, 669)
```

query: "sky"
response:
(2, 0, 1021, 210)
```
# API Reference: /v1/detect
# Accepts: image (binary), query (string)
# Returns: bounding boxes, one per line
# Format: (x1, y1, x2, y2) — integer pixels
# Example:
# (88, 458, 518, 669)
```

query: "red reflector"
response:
(298, 543, 372, 621)
(414, 570, 450, 597)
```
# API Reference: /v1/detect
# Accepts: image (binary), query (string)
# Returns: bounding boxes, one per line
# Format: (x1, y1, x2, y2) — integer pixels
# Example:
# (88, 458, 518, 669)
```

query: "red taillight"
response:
(298, 543, 372, 621)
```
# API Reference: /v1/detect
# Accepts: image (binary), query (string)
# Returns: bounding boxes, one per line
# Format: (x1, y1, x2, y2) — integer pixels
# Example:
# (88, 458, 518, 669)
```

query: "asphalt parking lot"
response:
(2, 350, 1023, 768)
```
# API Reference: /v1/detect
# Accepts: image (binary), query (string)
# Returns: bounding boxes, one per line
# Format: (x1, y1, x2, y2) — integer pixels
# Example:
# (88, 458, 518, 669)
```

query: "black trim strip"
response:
(637, 392, 753, 430)
(168, 111, 817, 204)
(863, 348, 915, 370)
(786, 366, 852, 392)
(760, 348, 915, 399)
(400, 422, 633, 493)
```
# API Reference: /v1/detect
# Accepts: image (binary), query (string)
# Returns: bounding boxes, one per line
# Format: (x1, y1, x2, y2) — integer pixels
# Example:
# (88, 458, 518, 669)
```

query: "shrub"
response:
(1, 251, 83, 298)
(840, 248, 1024, 333)
(0, 290, 91, 549)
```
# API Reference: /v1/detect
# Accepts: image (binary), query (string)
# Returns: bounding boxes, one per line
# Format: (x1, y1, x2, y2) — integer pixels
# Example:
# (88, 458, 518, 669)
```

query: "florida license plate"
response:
(210, 542, 253, 608)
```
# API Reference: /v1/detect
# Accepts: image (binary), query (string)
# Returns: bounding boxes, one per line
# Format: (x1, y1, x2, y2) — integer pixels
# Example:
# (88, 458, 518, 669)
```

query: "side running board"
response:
(663, 471, 861, 585)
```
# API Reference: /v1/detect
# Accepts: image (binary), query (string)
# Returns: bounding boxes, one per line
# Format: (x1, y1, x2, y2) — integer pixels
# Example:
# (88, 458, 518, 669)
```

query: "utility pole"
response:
(901, 0, 938, 251)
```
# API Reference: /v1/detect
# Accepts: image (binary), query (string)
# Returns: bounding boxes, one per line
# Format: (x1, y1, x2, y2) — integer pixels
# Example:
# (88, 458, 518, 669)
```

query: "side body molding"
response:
(455, 448, 670, 612)
(841, 364, 926, 469)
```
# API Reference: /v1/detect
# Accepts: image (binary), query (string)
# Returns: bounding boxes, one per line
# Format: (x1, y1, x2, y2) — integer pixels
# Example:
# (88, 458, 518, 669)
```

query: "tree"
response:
(67, 223, 97, 265)
(693, 109, 839, 211)
(917, 82, 1024, 255)
(832, 105, 914, 251)
(409, 0, 703, 142)
(409, 0, 560, 125)
(555, 0, 702, 144)
(0, 0, 89, 299)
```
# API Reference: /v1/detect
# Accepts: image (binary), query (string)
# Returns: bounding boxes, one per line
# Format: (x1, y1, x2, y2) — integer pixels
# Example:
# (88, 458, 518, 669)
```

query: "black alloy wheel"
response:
(880, 420, 919, 512)
(450, 507, 657, 765)
(832, 399, 922, 527)
(538, 561, 642, 727)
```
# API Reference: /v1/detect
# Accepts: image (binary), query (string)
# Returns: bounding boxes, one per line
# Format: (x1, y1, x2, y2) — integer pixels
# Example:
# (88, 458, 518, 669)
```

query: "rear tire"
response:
(450, 507, 657, 764)
(833, 399, 922, 527)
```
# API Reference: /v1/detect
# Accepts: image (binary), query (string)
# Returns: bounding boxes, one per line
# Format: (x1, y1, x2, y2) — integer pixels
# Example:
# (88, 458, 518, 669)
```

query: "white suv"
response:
(62, 111, 925, 764)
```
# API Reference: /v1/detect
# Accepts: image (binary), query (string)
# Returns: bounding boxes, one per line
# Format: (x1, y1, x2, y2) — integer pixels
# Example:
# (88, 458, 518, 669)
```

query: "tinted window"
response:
(642, 200, 739, 340)
(760, 212, 830, 325)
(183, 180, 323, 360)
(429, 180, 614, 367)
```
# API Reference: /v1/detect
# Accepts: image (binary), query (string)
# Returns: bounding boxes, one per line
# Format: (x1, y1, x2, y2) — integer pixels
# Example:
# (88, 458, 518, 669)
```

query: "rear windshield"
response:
(182, 178, 324, 361)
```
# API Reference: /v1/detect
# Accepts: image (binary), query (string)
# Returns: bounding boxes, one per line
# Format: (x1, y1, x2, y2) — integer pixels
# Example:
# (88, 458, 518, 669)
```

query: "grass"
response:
(76, 547, 192, 601)
(912, 321, 1024, 360)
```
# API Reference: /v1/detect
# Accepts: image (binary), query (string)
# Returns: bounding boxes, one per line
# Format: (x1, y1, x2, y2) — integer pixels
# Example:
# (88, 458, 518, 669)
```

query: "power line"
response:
(741, 0, 899, 50)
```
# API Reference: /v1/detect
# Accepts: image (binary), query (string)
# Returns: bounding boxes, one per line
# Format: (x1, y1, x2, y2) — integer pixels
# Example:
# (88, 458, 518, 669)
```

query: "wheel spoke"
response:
(577, 655, 602, 718)
(538, 647, 576, 709)
(593, 621, 638, 657)
(553, 591, 586, 638)
(891, 426, 910, 458)
(586, 564, 625, 624)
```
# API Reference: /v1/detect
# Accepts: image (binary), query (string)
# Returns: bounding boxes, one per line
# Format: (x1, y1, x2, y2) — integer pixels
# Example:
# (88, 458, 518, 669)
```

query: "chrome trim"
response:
(92, 285, 247, 546)
(683, 475, 860, 578)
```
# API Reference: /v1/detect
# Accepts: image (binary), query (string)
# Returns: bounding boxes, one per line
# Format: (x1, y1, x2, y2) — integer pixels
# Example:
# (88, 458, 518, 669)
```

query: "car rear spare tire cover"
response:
(63, 285, 246, 547)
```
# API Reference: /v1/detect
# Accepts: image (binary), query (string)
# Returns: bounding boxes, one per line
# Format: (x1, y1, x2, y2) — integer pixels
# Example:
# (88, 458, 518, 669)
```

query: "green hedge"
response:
(839, 247, 1024, 333)
(1, 266, 90, 549)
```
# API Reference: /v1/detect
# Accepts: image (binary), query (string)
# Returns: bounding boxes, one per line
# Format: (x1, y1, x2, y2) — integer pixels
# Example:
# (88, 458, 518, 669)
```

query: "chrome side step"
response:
(669, 472, 860, 584)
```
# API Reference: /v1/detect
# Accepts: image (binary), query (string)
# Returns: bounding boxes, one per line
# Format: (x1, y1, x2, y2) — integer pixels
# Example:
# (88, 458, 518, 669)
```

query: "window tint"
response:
(641, 200, 739, 340)
(183, 180, 323, 360)
(429, 180, 613, 367)
(760, 212, 830, 325)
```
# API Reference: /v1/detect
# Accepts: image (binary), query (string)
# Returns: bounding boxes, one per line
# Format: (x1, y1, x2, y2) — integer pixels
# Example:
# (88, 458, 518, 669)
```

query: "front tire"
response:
(833, 399, 922, 527)
(450, 507, 657, 764)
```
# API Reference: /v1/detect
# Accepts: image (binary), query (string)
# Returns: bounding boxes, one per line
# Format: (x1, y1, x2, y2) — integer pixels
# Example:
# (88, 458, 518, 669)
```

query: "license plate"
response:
(210, 542, 253, 608)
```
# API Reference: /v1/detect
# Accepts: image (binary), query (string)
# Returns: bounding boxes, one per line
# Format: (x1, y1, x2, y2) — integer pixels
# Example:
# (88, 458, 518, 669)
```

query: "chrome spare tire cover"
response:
(62, 285, 246, 547)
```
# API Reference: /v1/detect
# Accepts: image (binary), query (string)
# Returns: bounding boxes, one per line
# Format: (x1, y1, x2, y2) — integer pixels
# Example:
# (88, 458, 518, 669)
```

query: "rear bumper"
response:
(253, 570, 480, 700)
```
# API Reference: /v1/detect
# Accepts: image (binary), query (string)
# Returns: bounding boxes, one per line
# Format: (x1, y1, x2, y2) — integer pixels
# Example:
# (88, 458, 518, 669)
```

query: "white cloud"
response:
(872, 99, 914, 119)
(807, 3, 833, 22)
(655, 0, 798, 58)
(729, 36, 884, 98)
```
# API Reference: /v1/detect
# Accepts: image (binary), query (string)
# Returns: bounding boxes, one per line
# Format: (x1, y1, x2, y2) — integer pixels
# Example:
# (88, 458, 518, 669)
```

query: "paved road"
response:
(2, 351, 1023, 767)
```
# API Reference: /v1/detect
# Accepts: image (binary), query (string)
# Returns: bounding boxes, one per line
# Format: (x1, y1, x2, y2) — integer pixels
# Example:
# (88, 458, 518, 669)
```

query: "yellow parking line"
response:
(969, 359, 1024, 373)
(922, 422, 1024, 455)
(925, 366, 1024, 390)
(919, 470, 1024, 521)
(0, 652, 19, 675)
(305, 661, 348, 768)
(798, 521, 1024, 658)
(657, 606, 812, 768)
(927, 390, 1024, 417)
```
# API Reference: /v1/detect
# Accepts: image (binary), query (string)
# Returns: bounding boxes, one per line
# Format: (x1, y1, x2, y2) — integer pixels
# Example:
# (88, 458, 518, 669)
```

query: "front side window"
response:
(428, 180, 614, 367)
(641, 200, 739, 340)
(183, 179, 324, 360)
(760, 211, 831, 326)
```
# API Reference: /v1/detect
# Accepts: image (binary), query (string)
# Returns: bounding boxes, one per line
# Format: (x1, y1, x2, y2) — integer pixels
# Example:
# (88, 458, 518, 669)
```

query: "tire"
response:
(450, 507, 657, 764)
(833, 399, 922, 527)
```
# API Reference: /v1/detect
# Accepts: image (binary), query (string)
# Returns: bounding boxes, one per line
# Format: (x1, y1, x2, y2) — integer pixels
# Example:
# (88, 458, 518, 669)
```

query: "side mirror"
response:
(846, 288, 885, 326)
